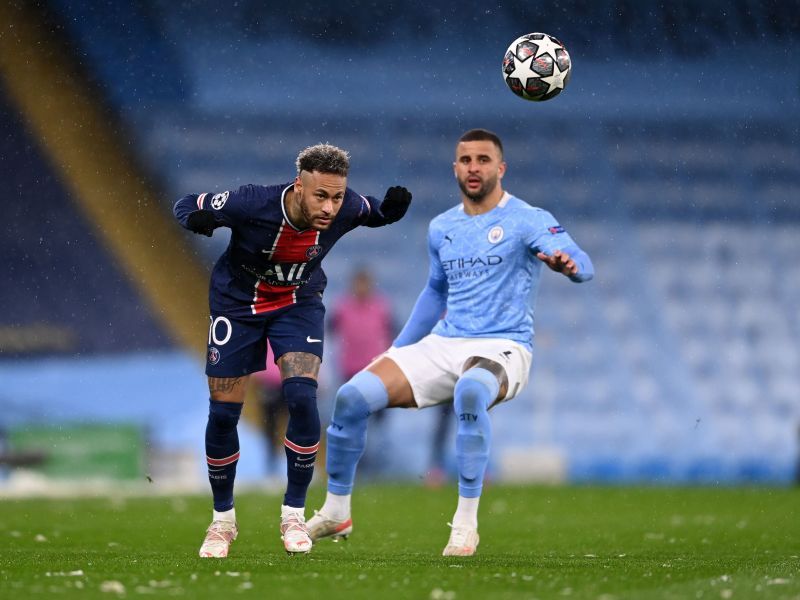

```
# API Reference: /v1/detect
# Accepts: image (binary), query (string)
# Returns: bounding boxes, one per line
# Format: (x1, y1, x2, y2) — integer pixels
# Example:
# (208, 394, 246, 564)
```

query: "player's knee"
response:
(330, 371, 389, 427)
(208, 400, 243, 430)
(331, 383, 371, 428)
(282, 377, 318, 417)
(282, 377, 320, 437)
(454, 367, 498, 414)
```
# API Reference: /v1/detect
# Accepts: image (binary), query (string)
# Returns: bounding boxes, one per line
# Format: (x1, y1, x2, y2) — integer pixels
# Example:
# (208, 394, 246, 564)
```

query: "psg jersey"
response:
(174, 182, 385, 316)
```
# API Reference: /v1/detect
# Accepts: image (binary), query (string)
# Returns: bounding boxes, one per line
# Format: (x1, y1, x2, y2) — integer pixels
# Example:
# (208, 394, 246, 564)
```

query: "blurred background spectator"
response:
(329, 267, 394, 477)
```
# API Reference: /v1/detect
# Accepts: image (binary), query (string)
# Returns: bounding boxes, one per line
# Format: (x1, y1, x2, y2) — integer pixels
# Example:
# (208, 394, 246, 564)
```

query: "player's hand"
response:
(536, 250, 579, 277)
(186, 209, 216, 237)
(379, 186, 412, 223)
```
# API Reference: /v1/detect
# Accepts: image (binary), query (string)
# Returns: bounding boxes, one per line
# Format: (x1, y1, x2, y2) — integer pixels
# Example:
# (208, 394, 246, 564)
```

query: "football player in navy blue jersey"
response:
(174, 143, 411, 557)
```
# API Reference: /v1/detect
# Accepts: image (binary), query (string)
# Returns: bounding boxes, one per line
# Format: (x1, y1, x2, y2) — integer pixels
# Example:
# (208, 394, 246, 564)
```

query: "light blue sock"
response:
(454, 368, 498, 498)
(326, 371, 389, 495)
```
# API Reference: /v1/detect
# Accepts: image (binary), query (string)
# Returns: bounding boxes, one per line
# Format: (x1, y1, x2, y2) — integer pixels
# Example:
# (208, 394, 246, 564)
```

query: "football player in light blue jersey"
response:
(308, 129, 593, 556)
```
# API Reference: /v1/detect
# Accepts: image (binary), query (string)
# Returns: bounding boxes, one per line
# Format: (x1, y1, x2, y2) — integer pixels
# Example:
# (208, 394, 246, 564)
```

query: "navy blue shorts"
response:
(205, 296, 325, 377)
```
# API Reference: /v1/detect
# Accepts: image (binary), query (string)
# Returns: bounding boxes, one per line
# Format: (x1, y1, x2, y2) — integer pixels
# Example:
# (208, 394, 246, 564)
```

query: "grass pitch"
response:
(1, 484, 798, 599)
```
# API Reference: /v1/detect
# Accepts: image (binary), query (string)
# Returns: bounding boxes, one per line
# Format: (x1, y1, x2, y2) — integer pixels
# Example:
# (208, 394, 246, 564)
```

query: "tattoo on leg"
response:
(279, 352, 321, 379)
(208, 377, 246, 394)
(462, 357, 509, 400)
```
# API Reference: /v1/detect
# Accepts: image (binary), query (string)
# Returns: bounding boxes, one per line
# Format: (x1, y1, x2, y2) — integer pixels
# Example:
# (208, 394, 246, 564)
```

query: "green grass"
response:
(1, 485, 798, 599)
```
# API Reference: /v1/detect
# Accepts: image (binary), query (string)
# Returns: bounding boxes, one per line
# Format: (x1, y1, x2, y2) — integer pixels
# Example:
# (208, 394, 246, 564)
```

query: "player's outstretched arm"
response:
(536, 246, 594, 282)
(365, 186, 412, 227)
(392, 276, 448, 348)
(173, 195, 218, 237)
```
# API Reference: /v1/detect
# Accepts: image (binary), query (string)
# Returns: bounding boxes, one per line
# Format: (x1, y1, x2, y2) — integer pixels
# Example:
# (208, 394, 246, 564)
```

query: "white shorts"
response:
(383, 334, 533, 409)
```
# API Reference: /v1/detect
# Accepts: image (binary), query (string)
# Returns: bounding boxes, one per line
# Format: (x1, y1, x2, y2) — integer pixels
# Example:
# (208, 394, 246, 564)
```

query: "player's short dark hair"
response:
(296, 143, 350, 176)
(458, 129, 504, 157)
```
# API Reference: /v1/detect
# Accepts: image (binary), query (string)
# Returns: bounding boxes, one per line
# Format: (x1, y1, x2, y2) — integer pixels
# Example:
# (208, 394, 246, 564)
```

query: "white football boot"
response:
(307, 510, 353, 542)
(199, 520, 238, 558)
(280, 510, 312, 554)
(442, 522, 479, 556)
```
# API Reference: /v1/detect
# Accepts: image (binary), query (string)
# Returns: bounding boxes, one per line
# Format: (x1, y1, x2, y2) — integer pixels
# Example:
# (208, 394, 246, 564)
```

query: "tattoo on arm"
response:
(279, 352, 321, 379)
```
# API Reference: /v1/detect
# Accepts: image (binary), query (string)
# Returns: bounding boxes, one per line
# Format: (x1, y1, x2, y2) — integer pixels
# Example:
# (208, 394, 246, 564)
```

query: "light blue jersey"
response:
(394, 192, 593, 352)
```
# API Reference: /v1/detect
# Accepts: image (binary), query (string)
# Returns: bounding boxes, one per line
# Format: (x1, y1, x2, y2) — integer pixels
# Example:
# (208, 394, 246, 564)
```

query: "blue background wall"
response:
(2, 0, 799, 486)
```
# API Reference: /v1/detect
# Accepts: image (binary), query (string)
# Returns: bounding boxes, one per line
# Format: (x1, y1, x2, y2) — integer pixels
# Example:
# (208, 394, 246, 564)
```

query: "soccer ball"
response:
(502, 33, 571, 101)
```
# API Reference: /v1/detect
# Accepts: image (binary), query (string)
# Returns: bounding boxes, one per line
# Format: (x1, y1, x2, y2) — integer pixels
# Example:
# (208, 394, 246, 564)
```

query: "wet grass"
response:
(1, 484, 798, 599)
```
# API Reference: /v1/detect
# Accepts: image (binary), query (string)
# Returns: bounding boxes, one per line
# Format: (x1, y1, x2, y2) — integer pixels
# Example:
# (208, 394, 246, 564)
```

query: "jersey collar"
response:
(281, 183, 307, 232)
(458, 191, 512, 213)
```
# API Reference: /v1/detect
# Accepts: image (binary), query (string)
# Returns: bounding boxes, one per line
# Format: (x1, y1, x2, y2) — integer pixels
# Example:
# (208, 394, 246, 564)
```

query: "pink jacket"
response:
(331, 293, 393, 378)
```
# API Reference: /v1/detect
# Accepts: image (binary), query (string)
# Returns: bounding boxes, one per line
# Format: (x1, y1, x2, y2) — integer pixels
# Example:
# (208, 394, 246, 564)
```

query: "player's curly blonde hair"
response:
(295, 143, 350, 176)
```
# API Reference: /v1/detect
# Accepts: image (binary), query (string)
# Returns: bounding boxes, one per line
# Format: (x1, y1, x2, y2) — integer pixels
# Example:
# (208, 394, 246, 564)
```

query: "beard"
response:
(457, 173, 499, 203)
(300, 198, 333, 230)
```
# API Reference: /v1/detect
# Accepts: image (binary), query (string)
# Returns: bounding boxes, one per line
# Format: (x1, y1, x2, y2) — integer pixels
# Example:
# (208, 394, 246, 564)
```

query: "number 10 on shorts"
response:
(208, 316, 232, 346)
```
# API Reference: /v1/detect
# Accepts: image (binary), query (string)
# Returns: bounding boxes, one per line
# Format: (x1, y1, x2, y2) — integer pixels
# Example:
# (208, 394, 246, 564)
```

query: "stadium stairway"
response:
(0, 3, 271, 491)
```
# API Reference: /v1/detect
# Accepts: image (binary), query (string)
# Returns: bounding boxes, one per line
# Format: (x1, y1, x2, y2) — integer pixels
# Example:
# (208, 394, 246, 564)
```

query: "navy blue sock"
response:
(205, 400, 242, 512)
(282, 377, 320, 508)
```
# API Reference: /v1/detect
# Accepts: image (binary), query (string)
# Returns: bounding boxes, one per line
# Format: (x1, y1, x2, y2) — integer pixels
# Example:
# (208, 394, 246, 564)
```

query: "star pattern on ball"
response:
(507, 53, 541, 88)
(541, 60, 569, 94)
(532, 34, 563, 60)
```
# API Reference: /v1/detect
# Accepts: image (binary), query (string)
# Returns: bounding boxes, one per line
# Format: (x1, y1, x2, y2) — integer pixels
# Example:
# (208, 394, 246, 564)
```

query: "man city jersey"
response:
(174, 183, 383, 316)
(427, 192, 592, 351)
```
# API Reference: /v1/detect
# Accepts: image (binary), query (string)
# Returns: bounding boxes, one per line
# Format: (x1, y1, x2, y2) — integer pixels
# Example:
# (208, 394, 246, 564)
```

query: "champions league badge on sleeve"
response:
(210, 191, 229, 210)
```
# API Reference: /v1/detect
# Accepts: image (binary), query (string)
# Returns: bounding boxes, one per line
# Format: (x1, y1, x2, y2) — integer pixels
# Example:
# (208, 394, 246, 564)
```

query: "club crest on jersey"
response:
(210, 191, 229, 210)
(488, 226, 504, 244)
(305, 244, 322, 259)
(208, 346, 221, 365)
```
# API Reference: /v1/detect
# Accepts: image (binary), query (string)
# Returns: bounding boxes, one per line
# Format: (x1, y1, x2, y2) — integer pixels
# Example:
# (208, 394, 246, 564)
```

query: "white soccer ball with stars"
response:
(502, 33, 571, 102)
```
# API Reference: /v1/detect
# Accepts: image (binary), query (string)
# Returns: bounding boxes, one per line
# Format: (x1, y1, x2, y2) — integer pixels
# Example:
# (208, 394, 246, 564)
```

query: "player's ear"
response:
(498, 161, 507, 179)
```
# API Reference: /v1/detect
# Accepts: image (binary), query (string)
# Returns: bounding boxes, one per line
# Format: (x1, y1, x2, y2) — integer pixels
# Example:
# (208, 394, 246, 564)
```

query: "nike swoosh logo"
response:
(306, 336, 322, 343)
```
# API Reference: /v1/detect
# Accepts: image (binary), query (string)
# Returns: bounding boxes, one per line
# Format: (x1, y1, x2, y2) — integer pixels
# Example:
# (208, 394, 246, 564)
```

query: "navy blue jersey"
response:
(174, 182, 387, 316)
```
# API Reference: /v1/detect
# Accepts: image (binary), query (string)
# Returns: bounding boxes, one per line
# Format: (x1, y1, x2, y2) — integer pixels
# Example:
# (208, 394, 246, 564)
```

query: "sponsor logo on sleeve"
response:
(548, 225, 565, 234)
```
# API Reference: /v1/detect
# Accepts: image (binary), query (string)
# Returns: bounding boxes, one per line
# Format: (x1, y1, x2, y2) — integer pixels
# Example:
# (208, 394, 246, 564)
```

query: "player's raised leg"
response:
(199, 376, 247, 558)
(443, 359, 505, 557)
(308, 356, 415, 541)
(276, 351, 322, 554)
